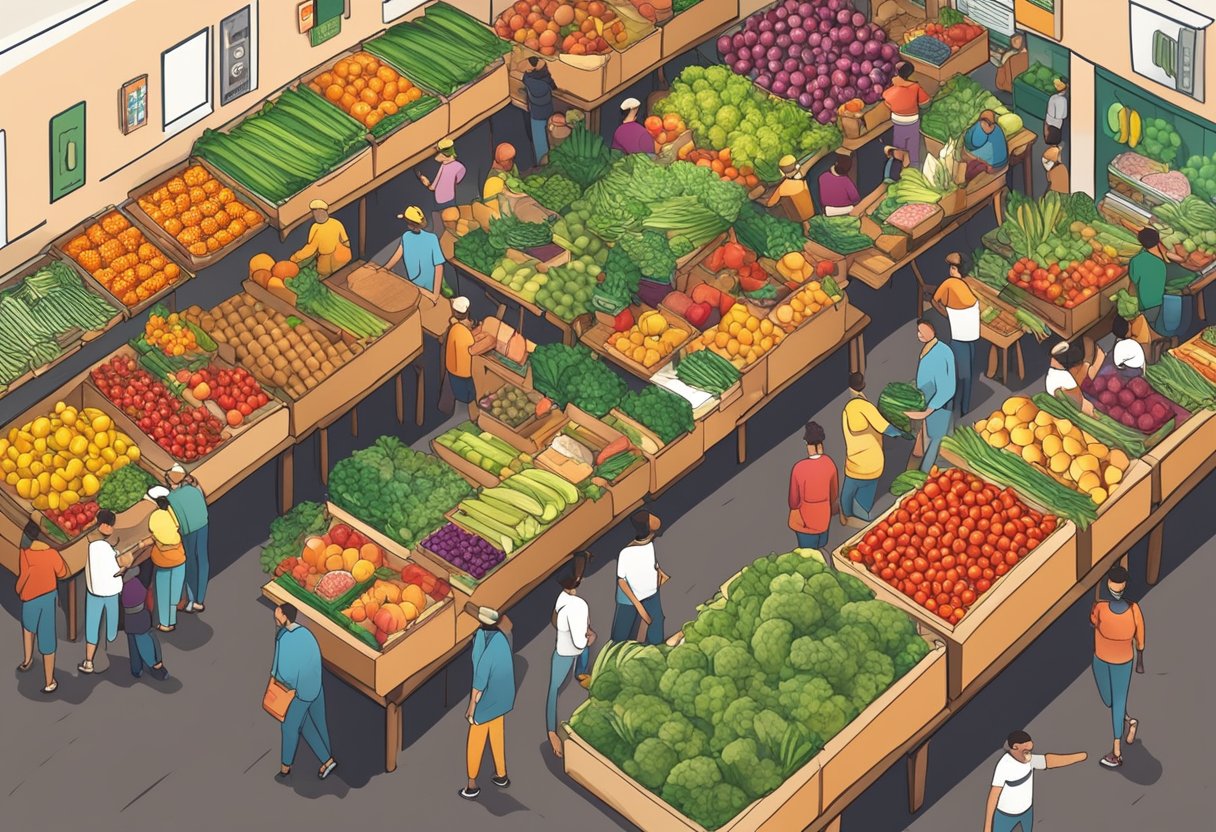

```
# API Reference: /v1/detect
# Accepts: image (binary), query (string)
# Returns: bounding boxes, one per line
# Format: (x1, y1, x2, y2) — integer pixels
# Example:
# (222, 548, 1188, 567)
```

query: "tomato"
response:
(882, 537, 896, 552)
(924, 599, 937, 612)
(976, 578, 991, 592)
(941, 554, 956, 570)
(983, 568, 995, 580)
(967, 565, 982, 580)
(952, 539, 967, 554)
(995, 562, 1009, 576)
(910, 571, 924, 585)
(960, 589, 976, 605)
(924, 482, 940, 498)
(914, 591, 928, 604)
(1005, 552, 1019, 566)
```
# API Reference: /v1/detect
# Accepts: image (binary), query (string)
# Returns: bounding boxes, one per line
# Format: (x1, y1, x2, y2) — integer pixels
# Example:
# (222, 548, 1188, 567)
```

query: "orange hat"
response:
(494, 143, 516, 164)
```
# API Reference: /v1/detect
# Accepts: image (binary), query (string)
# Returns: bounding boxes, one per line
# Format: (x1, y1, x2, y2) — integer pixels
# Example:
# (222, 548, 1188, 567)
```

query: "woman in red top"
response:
(16, 520, 69, 693)
(1090, 565, 1146, 769)
(788, 422, 839, 562)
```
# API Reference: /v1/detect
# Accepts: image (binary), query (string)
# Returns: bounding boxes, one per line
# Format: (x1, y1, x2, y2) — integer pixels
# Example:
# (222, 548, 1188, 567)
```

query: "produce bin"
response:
(835, 490, 1079, 701)
(447, 59, 509, 133)
(1012, 76, 1051, 122)
(565, 405, 651, 515)
(699, 379, 749, 450)
(322, 260, 422, 326)
(765, 292, 849, 391)
(608, 408, 705, 492)
(474, 369, 567, 454)
(1015, 274, 1129, 339)
(902, 23, 989, 84)
(581, 305, 693, 380)
(1074, 459, 1153, 576)
(430, 435, 510, 489)
(0, 495, 151, 577)
(837, 100, 892, 140)
(660, 0, 739, 58)
(1144, 409, 1216, 503)
(805, 239, 866, 276)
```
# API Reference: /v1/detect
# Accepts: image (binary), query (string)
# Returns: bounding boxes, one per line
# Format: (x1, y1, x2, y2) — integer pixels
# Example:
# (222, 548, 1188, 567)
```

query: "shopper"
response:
(816, 152, 861, 217)
(16, 520, 68, 694)
(882, 61, 931, 167)
(482, 142, 518, 202)
(983, 730, 1087, 832)
(546, 562, 594, 758)
(79, 509, 125, 674)
(1042, 146, 1070, 195)
(445, 296, 492, 421)
(1044, 77, 1069, 146)
(146, 486, 185, 633)
(766, 155, 815, 233)
(463, 606, 515, 799)
(1110, 315, 1146, 372)
(611, 511, 667, 645)
(964, 111, 1008, 181)
(289, 199, 351, 277)
(931, 252, 980, 415)
(994, 33, 1029, 94)
(906, 319, 957, 473)
(1045, 340, 1105, 416)
(418, 139, 466, 232)
(522, 57, 557, 163)
(611, 98, 655, 155)
(384, 205, 445, 301)
(166, 465, 209, 614)
(788, 421, 840, 555)
(271, 603, 337, 781)
(841, 373, 902, 527)
(1090, 565, 1146, 769)
(882, 145, 910, 183)
(1129, 227, 1168, 334)
(123, 561, 169, 681)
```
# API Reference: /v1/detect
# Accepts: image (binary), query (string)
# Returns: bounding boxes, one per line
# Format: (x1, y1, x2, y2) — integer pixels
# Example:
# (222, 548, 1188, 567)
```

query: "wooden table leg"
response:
(415, 365, 426, 426)
(385, 701, 402, 773)
(737, 422, 747, 464)
(395, 373, 405, 424)
(319, 427, 329, 486)
(278, 446, 295, 515)
(359, 197, 367, 258)
(992, 192, 1004, 226)
(351, 408, 359, 438)
(1197, 290, 1207, 322)
(907, 741, 929, 813)
(1015, 341, 1025, 381)
(823, 816, 842, 832)
(856, 333, 866, 374)
(66, 575, 79, 642)
(1146, 522, 1163, 585)
(1023, 155, 1033, 194)
(986, 344, 999, 380)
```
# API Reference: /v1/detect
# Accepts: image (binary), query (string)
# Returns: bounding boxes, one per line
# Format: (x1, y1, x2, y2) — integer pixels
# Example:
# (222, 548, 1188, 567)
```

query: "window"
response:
(162, 28, 212, 134)
(382, 0, 426, 24)
(0, 129, 7, 248)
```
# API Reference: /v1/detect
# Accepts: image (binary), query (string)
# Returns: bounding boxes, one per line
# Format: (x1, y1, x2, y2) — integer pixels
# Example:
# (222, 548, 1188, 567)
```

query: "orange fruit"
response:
(325, 84, 343, 101)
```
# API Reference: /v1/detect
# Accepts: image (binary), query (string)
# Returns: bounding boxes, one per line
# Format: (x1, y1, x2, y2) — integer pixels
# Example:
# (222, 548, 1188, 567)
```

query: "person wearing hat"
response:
(611, 510, 669, 644)
(522, 57, 557, 163)
(611, 98, 655, 155)
(418, 139, 467, 231)
(882, 61, 931, 167)
(1042, 146, 1070, 195)
(16, 519, 68, 693)
(1044, 77, 1069, 147)
(1046, 339, 1104, 416)
(446, 296, 493, 420)
(289, 199, 351, 277)
(78, 509, 130, 675)
(931, 252, 981, 415)
(482, 143, 518, 202)
(816, 152, 861, 217)
(166, 465, 209, 614)
(964, 110, 1008, 181)
(766, 155, 816, 232)
(146, 486, 186, 632)
(1129, 227, 1168, 334)
(384, 205, 446, 300)
(462, 605, 515, 800)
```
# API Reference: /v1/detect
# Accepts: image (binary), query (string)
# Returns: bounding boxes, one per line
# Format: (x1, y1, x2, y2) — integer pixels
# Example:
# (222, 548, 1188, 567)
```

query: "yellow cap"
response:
(308, 199, 329, 211)
(437, 138, 455, 155)
(778, 155, 797, 168)
(398, 206, 425, 223)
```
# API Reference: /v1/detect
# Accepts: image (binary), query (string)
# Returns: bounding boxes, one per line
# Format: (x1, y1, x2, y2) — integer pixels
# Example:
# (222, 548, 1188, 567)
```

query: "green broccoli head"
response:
(710, 695, 762, 753)
(711, 641, 760, 684)
(662, 757, 750, 830)
(893, 635, 932, 676)
(721, 737, 784, 800)
(589, 666, 622, 701)
(693, 675, 740, 725)
(662, 668, 708, 719)
(848, 651, 896, 711)
(616, 692, 674, 743)
(838, 600, 921, 656)
(835, 570, 874, 603)
(696, 634, 733, 658)
(787, 635, 857, 692)
(704, 65, 731, 87)
(804, 573, 848, 618)
(570, 699, 630, 765)
(716, 104, 742, 133)
(751, 618, 794, 676)
(731, 594, 764, 642)
(691, 607, 737, 642)
(760, 588, 823, 637)
(667, 641, 709, 673)
(777, 673, 834, 731)
(657, 712, 710, 760)
(669, 235, 695, 258)
(623, 737, 679, 790)
(620, 655, 663, 696)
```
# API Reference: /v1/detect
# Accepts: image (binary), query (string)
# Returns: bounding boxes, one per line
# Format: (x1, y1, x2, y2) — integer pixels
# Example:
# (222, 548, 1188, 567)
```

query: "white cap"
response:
(452, 296, 470, 314)
(620, 97, 641, 111)
(169, 463, 186, 474)
(146, 485, 170, 502)
(476, 606, 500, 626)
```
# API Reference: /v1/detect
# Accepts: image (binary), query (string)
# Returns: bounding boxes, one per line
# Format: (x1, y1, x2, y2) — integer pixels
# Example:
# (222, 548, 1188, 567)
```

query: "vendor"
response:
(817, 152, 861, 217)
(994, 33, 1029, 94)
(931, 253, 981, 416)
(1129, 228, 1167, 334)
(611, 98, 654, 155)
(1046, 340, 1105, 416)
(290, 200, 351, 277)
(1110, 315, 1146, 373)
(384, 205, 444, 301)
(906, 319, 956, 474)
(446, 296, 493, 422)
(482, 143, 517, 202)
(766, 155, 815, 232)
(882, 145, 910, 183)
(1043, 146, 1070, 195)
(882, 61, 931, 167)
(964, 110, 1008, 181)
(1044, 77, 1069, 147)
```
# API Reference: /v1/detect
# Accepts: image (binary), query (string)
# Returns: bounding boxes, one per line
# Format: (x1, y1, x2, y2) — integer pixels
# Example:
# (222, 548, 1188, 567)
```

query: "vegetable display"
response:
(619, 386, 695, 444)
(886, 202, 938, 233)
(519, 172, 583, 213)
(452, 469, 580, 553)
(62, 211, 185, 307)
(536, 258, 600, 321)
(1082, 373, 1180, 435)
(1154, 196, 1216, 264)
(1136, 116, 1182, 166)
(676, 349, 741, 396)
(340, 565, 449, 648)
(487, 255, 544, 303)
(1143, 354, 1216, 411)
(921, 75, 1019, 143)
(493, 1, 629, 57)
(876, 382, 923, 435)
(1032, 392, 1148, 459)
(686, 303, 786, 369)
(452, 228, 506, 275)
(771, 279, 841, 330)
(548, 125, 619, 190)
(732, 202, 806, 259)
(134, 164, 263, 258)
(95, 463, 156, 514)
(720, 1, 899, 124)
(479, 384, 547, 430)
(43, 501, 101, 539)
(260, 501, 330, 573)
(286, 265, 389, 339)
(1016, 62, 1058, 94)
(1173, 333, 1216, 385)
(806, 215, 873, 254)
(176, 365, 272, 428)
(435, 422, 532, 475)
(366, 3, 510, 96)
(487, 213, 556, 250)
(1007, 253, 1125, 309)
(570, 549, 930, 830)
(421, 523, 505, 579)
(645, 113, 689, 151)
(194, 88, 366, 204)
(610, 311, 690, 370)
(846, 468, 1060, 623)
(595, 449, 641, 481)
(1181, 152, 1216, 202)
(530, 344, 626, 416)
(900, 35, 951, 65)
(304, 50, 433, 135)
(552, 203, 609, 265)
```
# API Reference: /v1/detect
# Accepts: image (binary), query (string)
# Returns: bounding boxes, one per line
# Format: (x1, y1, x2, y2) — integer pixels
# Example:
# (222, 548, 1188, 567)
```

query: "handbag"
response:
(262, 678, 295, 722)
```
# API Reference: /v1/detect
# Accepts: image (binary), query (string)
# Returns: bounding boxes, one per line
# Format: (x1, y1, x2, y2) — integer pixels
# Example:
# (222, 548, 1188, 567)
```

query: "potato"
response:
(320, 360, 334, 374)
(303, 375, 319, 390)
(1033, 424, 1054, 442)
(1108, 448, 1130, 470)
(985, 415, 1004, 434)
(265, 343, 280, 360)
(1002, 397, 1031, 416)
(1010, 426, 1035, 447)
(304, 356, 320, 372)
(271, 370, 288, 387)
(989, 428, 1010, 448)
(270, 355, 286, 371)
(289, 358, 305, 372)
(248, 341, 264, 358)
(1104, 465, 1123, 486)
(227, 311, 241, 325)
(1086, 442, 1107, 460)
(1033, 409, 1053, 427)
(1090, 487, 1108, 505)
(257, 334, 272, 348)
(284, 348, 299, 363)
(1021, 444, 1044, 465)
(1015, 402, 1038, 424)
(1041, 434, 1063, 458)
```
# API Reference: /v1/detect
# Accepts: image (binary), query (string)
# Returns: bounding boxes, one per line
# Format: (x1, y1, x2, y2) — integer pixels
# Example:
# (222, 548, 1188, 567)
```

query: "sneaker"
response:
(77, 661, 94, 674)
(149, 666, 169, 681)
(458, 787, 481, 800)
(1099, 753, 1123, 768)
(492, 775, 510, 789)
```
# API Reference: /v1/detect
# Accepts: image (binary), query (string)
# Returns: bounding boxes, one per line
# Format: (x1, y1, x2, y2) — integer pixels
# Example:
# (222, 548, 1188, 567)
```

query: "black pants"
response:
(1044, 123, 1062, 146)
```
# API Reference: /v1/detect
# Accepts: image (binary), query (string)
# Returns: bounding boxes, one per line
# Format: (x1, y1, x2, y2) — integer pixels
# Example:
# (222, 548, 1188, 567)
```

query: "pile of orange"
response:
(644, 113, 686, 148)
(677, 146, 762, 189)
(494, 1, 628, 56)
(145, 311, 199, 357)
(64, 212, 183, 307)
(306, 51, 424, 131)
(137, 165, 263, 259)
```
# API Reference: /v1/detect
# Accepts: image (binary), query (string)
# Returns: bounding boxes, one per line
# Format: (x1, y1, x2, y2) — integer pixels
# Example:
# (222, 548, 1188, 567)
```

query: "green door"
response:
(50, 102, 86, 202)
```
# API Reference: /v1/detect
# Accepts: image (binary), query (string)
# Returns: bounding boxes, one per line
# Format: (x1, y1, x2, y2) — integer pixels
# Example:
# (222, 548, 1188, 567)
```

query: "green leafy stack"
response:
(552, 202, 609, 265)
(529, 344, 626, 417)
(1155, 196, 1216, 258)
(548, 126, 620, 190)
(877, 382, 925, 435)
(288, 264, 389, 339)
(364, 3, 510, 96)
(732, 202, 806, 259)
(676, 350, 740, 396)
(95, 464, 156, 514)
(619, 386, 694, 444)
(260, 501, 330, 573)
(921, 75, 1004, 142)
(453, 227, 506, 275)
(1016, 62, 1058, 94)
(487, 213, 556, 250)
(520, 173, 582, 214)
(1181, 152, 1216, 202)
(806, 216, 874, 255)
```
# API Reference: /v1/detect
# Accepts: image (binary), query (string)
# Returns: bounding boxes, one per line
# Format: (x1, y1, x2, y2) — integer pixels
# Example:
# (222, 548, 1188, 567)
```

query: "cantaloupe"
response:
(249, 253, 275, 277)
(271, 260, 299, 280)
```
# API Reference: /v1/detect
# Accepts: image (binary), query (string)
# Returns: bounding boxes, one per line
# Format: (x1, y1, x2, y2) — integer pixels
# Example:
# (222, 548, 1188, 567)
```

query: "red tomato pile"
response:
(44, 501, 99, 536)
(1008, 254, 1125, 309)
(847, 468, 1057, 624)
(91, 354, 226, 462)
(921, 21, 985, 51)
(175, 365, 270, 427)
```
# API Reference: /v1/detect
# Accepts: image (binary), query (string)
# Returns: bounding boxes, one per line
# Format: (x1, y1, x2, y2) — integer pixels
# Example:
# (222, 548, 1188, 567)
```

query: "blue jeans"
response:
(921, 408, 953, 473)
(950, 339, 975, 415)
(281, 688, 332, 767)
(795, 531, 829, 549)
(993, 807, 1033, 832)
(545, 647, 590, 731)
(840, 476, 878, 521)
(531, 117, 550, 163)
(184, 526, 209, 605)
(85, 592, 119, 646)
(1093, 655, 1134, 739)
(21, 590, 58, 655)
(155, 564, 186, 628)
(611, 594, 664, 644)
(128, 631, 162, 676)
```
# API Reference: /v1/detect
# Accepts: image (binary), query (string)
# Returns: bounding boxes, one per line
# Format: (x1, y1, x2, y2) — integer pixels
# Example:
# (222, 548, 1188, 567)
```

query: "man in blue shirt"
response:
(384, 205, 444, 300)
(522, 57, 556, 164)
(461, 605, 515, 800)
(166, 465, 209, 614)
(905, 319, 957, 473)
(271, 603, 336, 781)
(964, 110, 1008, 181)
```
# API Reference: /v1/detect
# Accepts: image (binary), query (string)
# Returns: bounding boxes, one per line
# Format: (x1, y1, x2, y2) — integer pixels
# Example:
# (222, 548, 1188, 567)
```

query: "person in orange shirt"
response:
(444, 296, 493, 421)
(931, 252, 981, 415)
(1090, 565, 1145, 769)
(766, 155, 815, 233)
(16, 520, 69, 694)
(882, 62, 931, 167)
(788, 421, 840, 560)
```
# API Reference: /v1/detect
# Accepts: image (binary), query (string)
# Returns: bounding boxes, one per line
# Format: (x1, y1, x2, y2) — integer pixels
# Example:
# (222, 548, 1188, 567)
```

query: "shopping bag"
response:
(263, 678, 295, 722)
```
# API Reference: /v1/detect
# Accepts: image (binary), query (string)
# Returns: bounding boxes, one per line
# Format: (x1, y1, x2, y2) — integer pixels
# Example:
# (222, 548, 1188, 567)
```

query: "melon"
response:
(249, 253, 275, 277)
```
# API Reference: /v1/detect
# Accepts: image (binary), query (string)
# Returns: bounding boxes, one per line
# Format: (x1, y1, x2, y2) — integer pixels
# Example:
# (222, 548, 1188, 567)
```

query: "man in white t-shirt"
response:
(546, 563, 595, 758)
(79, 510, 130, 674)
(610, 511, 668, 645)
(1110, 315, 1146, 372)
(984, 730, 1086, 832)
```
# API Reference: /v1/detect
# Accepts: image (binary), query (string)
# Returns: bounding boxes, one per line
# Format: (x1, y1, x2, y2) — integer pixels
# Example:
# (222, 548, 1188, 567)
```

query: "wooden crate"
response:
(1015, 274, 1129, 339)
(1075, 459, 1154, 575)
(838, 100, 892, 140)
(608, 409, 705, 492)
(582, 305, 693, 380)
(660, 0, 738, 58)
(1142, 410, 1216, 503)
(448, 60, 509, 132)
(766, 294, 849, 391)
(565, 405, 651, 516)
(902, 23, 990, 83)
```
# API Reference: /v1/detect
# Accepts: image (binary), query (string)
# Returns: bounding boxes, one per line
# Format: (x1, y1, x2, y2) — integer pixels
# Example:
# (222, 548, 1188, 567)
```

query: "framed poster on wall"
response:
(119, 75, 148, 134)
(1015, 0, 1063, 40)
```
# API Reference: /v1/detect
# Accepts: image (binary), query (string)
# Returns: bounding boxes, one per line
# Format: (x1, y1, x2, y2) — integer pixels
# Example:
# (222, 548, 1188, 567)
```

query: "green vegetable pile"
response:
(570, 549, 930, 830)
(370, 95, 444, 139)
(921, 75, 1003, 143)
(1181, 152, 1216, 202)
(655, 65, 840, 177)
(877, 382, 925, 436)
(1155, 196, 1216, 257)
(288, 264, 389, 339)
(1016, 62, 1058, 94)
(1144, 354, 1216, 411)
(619, 386, 694, 445)
(453, 227, 506, 275)
(1032, 392, 1147, 458)
(95, 464, 156, 514)
(676, 350, 740, 396)
(1138, 116, 1181, 166)
(619, 230, 678, 282)
(328, 436, 473, 548)
(519, 172, 582, 214)
(889, 469, 928, 497)
(552, 202, 609, 265)
(594, 249, 642, 312)
(548, 125, 620, 190)
(535, 258, 600, 321)
(806, 215, 874, 255)
(487, 213, 556, 250)
(364, 3, 510, 96)
(732, 202, 806, 259)
(260, 501, 329, 573)
(530, 344, 626, 417)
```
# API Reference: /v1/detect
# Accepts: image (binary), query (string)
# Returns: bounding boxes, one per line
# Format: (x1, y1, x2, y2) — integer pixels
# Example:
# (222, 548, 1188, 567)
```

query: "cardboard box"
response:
(902, 22, 990, 83)
(565, 405, 651, 515)
(766, 294, 849, 391)
(887, 203, 944, 242)
(1075, 459, 1153, 576)
(660, 0, 738, 58)
(1144, 409, 1216, 503)
(1016, 274, 1130, 339)
(474, 370, 567, 453)
(608, 409, 705, 492)
(581, 305, 692, 380)
(837, 100, 892, 140)
(448, 60, 509, 133)
(874, 233, 909, 259)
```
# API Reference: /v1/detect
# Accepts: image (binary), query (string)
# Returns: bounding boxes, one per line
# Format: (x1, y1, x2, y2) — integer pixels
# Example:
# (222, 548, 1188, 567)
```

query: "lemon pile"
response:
(0, 402, 140, 511)
(687, 303, 784, 369)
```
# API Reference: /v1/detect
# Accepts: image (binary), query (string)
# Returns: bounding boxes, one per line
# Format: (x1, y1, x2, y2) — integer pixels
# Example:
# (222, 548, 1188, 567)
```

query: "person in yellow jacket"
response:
(146, 486, 186, 632)
(290, 199, 351, 276)
(482, 143, 518, 202)
(840, 373, 902, 527)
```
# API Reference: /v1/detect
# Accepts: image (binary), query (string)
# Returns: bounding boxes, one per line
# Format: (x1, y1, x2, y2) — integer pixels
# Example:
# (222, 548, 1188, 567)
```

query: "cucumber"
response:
(480, 486, 544, 518)
(519, 467, 579, 504)
(505, 472, 566, 509)
(458, 501, 524, 543)
(452, 511, 514, 554)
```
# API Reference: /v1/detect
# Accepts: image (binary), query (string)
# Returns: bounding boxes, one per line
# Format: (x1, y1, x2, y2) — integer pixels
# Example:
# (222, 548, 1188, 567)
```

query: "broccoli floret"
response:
(838, 600, 921, 656)
(681, 66, 706, 85)
(893, 635, 932, 676)
(752, 708, 792, 753)
(570, 699, 630, 765)
(804, 573, 847, 618)
(849, 651, 896, 706)
(769, 572, 805, 594)
(690, 606, 736, 642)
(620, 656, 662, 695)
(731, 594, 764, 642)
(623, 737, 679, 790)
(716, 104, 741, 133)
(760, 588, 823, 637)
(658, 712, 710, 759)
(696, 634, 733, 658)
(660, 668, 706, 717)
(589, 666, 622, 700)
(667, 641, 709, 673)
(662, 757, 750, 830)
(787, 635, 856, 692)
(707, 125, 729, 150)
(751, 618, 794, 676)
(721, 738, 784, 800)
(711, 641, 760, 684)
(704, 65, 731, 87)
(710, 695, 762, 753)
(615, 693, 673, 743)
(669, 234, 695, 258)
(777, 674, 834, 731)
(693, 675, 739, 725)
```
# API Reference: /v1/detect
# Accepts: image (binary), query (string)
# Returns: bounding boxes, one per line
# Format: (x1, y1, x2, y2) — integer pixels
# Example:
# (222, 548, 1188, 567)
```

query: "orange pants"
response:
(466, 716, 506, 780)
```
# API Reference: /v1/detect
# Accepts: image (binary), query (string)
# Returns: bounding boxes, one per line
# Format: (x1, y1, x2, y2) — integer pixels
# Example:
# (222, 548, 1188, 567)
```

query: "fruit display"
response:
(1082, 373, 1180, 435)
(973, 396, 1130, 505)
(183, 294, 358, 400)
(61, 211, 185, 308)
(134, 164, 263, 259)
(774, 252, 835, 287)
(0, 260, 120, 391)
(43, 501, 100, 539)
(676, 146, 761, 190)
(96, 463, 156, 513)
(536, 258, 600, 321)
(685, 303, 785, 369)
(91, 353, 227, 462)
(284, 522, 384, 591)
(552, 204, 609, 265)
(1137, 115, 1181, 166)
(704, 241, 775, 302)
(421, 522, 506, 579)
(175, 365, 272, 427)
(0, 401, 140, 512)
(260, 501, 331, 574)
(341, 564, 450, 647)
(675, 349, 741, 396)
(904, 13, 985, 54)
(478, 385, 550, 430)
(846, 468, 1059, 623)
(435, 422, 533, 475)
(488, 255, 545, 303)
(304, 50, 434, 134)
(610, 310, 690, 370)
(619, 385, 694, 444)
(646, 113, 688, 151)
(570, 549, 930, 830)
(1154, 197, 1216, 266)
(494, 1, 629, 57)
(530, 343, 627, 416)
(619, 0, 673, 22)
(771, 279, 843, 331)
(144, 310, 202, 357)
(1007, 253, 1125, 309)
(452, 468, 580, 553)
